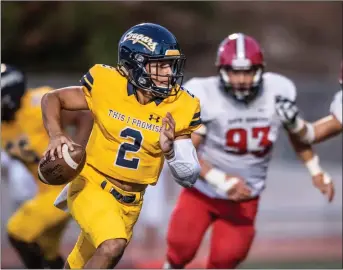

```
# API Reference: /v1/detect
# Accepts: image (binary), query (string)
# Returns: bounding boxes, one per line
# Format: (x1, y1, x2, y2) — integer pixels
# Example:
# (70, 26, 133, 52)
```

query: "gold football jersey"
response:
(1, 87, 55, 192)
(81, 64, 202, 185)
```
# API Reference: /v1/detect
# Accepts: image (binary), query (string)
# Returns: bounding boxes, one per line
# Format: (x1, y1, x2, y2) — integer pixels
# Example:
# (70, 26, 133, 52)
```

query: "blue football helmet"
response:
(1, 64, 27, 122)
(117, 23, 186, 98)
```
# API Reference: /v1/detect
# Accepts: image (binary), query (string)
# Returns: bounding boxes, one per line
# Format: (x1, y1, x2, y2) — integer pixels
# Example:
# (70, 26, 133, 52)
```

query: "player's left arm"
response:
(303, 115, 342, 144)
(286, 123, 335, 202)
(159, 106, 201, 188)
(277, 91, 342, 144)
(300, 90, 342, 143)
(61, 110, 94, 147)
(276, 78, 335, 202)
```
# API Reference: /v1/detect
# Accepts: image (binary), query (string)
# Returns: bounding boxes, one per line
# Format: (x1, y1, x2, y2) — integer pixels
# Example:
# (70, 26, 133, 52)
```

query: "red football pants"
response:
(166, 188, 259, 269)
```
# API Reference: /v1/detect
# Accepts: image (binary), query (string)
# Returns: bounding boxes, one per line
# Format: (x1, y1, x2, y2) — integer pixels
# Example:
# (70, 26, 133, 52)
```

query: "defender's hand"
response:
(43, 133, 75, 161)
(225, 176, 252, 202)
(275, 96, 300, 127)
(312, 172, 335, 202)
(159, 112, 176, 157)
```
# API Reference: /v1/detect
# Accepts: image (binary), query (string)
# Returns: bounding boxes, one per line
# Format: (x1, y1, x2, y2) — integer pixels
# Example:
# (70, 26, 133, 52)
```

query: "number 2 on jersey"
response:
(115, 127, 143, 169)
(225, 126, 272, 157)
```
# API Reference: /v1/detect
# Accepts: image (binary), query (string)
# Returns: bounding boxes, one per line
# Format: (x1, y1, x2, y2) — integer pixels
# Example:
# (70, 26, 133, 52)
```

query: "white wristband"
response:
(204, 168, 239, 192)
(289, 117, 305, 133)
(289, 118, 315, 144)
(302, 122, 315, 144)
(305, 155, 322, 177)
(323, 172, 332, 184)
(204, 168, 226, 187)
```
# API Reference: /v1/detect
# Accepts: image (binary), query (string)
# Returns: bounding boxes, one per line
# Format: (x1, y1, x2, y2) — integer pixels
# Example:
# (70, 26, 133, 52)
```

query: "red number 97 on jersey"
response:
(225, 126, 273, 157)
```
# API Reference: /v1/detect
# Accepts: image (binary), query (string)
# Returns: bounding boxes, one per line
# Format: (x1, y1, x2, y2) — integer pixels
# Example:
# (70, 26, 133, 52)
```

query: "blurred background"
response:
(1, 1, 342, 268)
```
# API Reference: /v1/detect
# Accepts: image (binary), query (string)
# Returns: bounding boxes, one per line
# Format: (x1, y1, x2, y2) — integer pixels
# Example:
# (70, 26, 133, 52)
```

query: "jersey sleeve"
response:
(330, 90, 342, 124)
(184, 78, 212, 123)
(187, 99, 202, 132)
(79, 64, 101, 112)
(175, 96, 202, 137)
(268, 72, 297, 102)
(284, 79, 297, 102)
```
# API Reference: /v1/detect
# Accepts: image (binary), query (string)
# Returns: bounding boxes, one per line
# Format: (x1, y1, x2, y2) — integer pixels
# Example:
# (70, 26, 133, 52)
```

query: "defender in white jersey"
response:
(276, 62, 342, 144)
(164, 33, 334, 269)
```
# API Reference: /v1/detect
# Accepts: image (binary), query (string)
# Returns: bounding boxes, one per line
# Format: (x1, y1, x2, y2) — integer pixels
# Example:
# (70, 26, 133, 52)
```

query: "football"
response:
(38, 144, 86, 185)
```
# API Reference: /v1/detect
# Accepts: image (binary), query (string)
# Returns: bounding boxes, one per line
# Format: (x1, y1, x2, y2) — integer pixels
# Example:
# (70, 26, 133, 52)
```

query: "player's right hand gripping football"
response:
(43, 133, 75, 161)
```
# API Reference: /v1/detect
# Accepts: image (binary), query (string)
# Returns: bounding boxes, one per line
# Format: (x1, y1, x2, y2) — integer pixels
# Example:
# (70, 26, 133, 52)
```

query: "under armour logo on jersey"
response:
(149, 114, 160, 123)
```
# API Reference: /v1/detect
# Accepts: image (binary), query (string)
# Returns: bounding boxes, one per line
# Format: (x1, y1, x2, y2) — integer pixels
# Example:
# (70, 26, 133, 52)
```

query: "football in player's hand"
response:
(38, 144, 86, 185)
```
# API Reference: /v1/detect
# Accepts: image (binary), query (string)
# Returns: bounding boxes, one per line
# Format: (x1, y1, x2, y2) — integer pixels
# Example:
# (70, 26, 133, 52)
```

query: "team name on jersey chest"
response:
(227, 116, 270, 125)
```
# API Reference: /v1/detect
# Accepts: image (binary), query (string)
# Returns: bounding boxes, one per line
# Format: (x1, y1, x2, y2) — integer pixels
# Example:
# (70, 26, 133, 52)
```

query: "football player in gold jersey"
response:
(1, 64, 93, 268)
(42, 23, 202, 269)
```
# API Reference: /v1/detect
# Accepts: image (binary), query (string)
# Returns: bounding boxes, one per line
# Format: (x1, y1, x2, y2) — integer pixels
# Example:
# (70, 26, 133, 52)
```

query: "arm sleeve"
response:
(166, 138, 201, 188)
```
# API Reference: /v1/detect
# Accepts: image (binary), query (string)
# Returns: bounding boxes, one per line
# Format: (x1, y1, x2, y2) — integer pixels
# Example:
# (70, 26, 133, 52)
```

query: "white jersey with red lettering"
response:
(330, 90, 342, 125)
(185, 72, 296, 199)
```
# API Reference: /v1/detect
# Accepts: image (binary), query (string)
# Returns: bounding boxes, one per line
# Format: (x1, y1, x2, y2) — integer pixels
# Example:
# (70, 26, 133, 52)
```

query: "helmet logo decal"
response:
(122, 31, 158, 52)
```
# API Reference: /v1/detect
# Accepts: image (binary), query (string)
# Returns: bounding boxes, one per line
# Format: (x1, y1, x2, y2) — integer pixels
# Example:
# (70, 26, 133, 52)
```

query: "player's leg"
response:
(66, 233, 125, 269)
(206, 199, 259, 269)
(65, 230, 96, 269)
(37, 218, 70, 268)
(165, 188, 213, 268)
(7, 236, 44, 268)
(139, 162, 169, 253)
(66, 166, 143, 269)
(7, 186, 69, 269)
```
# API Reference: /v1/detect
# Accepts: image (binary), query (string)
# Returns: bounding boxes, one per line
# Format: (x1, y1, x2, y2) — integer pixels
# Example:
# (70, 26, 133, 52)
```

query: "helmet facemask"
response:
(219, 64, 263, 103)
(132, 54, 185, 98)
